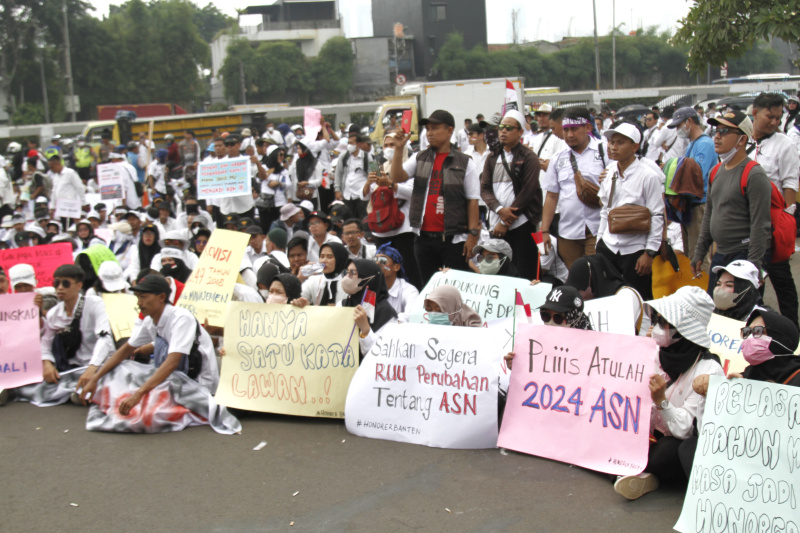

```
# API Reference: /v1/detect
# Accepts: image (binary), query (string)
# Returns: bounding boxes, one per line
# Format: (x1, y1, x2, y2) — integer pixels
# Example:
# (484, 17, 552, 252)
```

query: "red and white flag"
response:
(503, 79, 519, 114)
(362, 289, 376, 322)
(515, 291, 532, 323)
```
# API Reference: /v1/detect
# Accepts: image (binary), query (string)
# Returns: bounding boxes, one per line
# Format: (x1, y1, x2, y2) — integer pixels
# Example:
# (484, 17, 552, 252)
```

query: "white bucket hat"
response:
(98, 261, 129, 293)
(644, 286, 714, 348)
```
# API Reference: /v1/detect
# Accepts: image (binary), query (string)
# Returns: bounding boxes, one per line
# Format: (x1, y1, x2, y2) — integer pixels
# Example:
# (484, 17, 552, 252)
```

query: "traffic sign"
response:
(395, 74, 407, 86)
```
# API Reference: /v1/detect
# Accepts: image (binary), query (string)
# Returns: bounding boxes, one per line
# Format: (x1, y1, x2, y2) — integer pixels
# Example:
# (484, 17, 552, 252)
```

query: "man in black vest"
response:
(390, 110, 482, 285)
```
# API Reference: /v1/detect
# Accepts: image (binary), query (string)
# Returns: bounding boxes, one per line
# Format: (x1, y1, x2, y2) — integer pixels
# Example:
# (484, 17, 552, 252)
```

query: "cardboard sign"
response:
(176, 229, 249, 327)
(407, 270, 551, 323)
(498, 325, 658, 475)
(102, 293, 139, 341)
(706, 314, 747, 375)
(0, 242, 73, 288)
(0, 293, 43, 388)
(345, 323, 502, 449)
(215, 303, 359, 418)
(675, 376, 800, 533)
(54, 198, 81, 220)
(303, 107, 322, 145)
(97, 162, 125, 200)
(196, 156, 252, 200)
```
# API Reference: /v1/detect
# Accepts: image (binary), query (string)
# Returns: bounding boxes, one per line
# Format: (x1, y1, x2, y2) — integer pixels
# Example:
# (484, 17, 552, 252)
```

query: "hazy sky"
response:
(85, 0, 692, 43)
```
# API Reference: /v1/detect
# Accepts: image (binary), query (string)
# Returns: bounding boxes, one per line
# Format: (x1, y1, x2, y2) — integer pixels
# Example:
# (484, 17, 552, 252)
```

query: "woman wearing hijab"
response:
(159, 248, 193, 284)
(423, 285, 483, 327)
(266, 273, 303, 305)
(289, 141, 323, 208)
(340, 259, 398, 356)
(300, 242, 349, 306)
(565, 254, 644, 334)
(256, 145, 290, 233)
(125, 224, 161, 282)
(709, 259, 762, 322)
(74, 219, 106, 250)
(191, 228, 211, 257)
(256, 262, 282, 301)
(613, 286, 724, 501)
(471, 239, 520, 278)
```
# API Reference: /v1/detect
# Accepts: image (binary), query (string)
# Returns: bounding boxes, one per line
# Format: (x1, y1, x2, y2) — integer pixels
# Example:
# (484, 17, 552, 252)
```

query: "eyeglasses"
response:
(345, 269, 359, 278)
(308, 220, 323, 226)
(741, 326, 767, 339)
(540, 310, 566, 325)
(53, 279, 73, 289)
(650, 312, 668, 328)
(375, 256, 390, 265)
(497, 125, 519, 132)
(714, 127, 741, 137)
(343, 231, 362, 237)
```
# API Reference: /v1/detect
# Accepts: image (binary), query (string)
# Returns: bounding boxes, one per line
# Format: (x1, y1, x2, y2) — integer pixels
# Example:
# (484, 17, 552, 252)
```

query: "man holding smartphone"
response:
(334, 134, 373, 218)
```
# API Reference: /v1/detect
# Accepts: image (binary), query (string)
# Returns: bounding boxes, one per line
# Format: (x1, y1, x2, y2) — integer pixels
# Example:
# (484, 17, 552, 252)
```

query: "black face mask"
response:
(658, 335, 699, 382)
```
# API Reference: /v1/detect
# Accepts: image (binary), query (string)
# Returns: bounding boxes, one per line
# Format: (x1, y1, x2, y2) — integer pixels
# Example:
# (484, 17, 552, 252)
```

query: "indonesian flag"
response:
(503, 79, 519, 114)
(515, 291, 532, 323)
(362, 289, 376, 322)
(321, 170, 329, 188)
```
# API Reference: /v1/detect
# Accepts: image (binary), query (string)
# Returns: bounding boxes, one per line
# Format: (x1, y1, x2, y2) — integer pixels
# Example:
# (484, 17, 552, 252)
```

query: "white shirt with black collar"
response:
(748, 132, 800, 192)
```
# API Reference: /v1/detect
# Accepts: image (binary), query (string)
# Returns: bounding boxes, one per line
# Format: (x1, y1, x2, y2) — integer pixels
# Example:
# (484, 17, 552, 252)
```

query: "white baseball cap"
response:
(602, 122, 642, 144)
(98, 261, 129, 293)
(8, 263, 36, 289)
(711, 260, 761, 289)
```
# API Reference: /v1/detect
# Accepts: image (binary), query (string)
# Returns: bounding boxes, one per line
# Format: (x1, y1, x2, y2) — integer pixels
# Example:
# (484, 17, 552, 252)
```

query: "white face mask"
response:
(676, 124, 690, 139)
(382, 147, 395, 161)
(266, 293, 288, 304)
(652, 324, 678, 347)
(347, 144, 358, 153)
(268, 127, 274, 133)
(259, 289, 270, 300)
(719, 135, 745, 165)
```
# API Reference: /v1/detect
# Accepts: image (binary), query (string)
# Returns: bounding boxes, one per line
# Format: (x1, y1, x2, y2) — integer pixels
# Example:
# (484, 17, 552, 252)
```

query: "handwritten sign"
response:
(215, 303, 359, 418)
(498, 325, 658, 475)
(408, 269, 551, 323)
(196, 156, 252, 200)
(706, 314, 747, 375)
(97, 162, 125, 200)
(674, 376, 800, 533)
(177, 229, 249, 327)
(345, 323, 502, 449)
(55, 198, 81, 220)
(0, 242, 73, 288)
(304, 107, 322, 145)
(102, 293, 139, 341)
(0, 293, 43, 388)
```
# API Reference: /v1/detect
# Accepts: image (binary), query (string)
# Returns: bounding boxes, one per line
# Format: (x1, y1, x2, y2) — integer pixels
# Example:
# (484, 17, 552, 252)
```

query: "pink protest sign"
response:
(0, 242, 73, 289)
(0, 293, 43, 388)
(498, 325, 658, 476)
(304, 107, 322, 144)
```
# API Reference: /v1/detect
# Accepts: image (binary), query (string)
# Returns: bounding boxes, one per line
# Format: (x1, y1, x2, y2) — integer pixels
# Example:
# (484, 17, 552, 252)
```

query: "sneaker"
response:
(0, 389, 8, 407)
(614, 473, 659, 500)
(69, 392, 83, 406)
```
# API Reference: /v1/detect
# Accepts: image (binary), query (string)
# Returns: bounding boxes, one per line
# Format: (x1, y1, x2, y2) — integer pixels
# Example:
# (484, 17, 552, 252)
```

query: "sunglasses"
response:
(540, 310, 566, 325)
(374, 256, 390, 266)
(741, 326, 767, 339)
(714, 127, 742, 137)
(650, 312, 668, 328)
(497, 125, 519, 132)
(53, 279, 73, 289)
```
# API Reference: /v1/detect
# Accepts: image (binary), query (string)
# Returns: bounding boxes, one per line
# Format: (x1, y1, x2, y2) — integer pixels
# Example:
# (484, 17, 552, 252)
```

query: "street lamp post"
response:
(592, 0, 601, 90)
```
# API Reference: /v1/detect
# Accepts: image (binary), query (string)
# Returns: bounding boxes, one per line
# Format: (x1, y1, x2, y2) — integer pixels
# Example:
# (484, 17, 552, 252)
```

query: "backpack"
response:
(367, 186, 405, 233)
(709, 161, 795, 263)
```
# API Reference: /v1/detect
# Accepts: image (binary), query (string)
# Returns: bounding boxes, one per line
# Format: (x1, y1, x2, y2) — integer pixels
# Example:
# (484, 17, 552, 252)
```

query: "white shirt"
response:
(0, 167, 14, 207)
(137, 140, 155, 170)
(309, 138, 339, 172)
(541, 138, 605, 240)
(749, 132, 800, 192)
(642, 126, 661, 160)
(155, 217, 180, 235)
(539, 235, 569, 283)
(419, 127, 429, 151)
(787, 127, 800, 158)
(386, 277, 419, 322)
(265, 130, 283, 146)
(307, 232, 343, 263)
(219, 155, 256, 215)
(652, 358, 724, 439)
(401, 152, 481, 243)
(348, 242, 376, 261)
(487, 149, 528, 230)
(40, 295, 115, 368)
(147, 160, 167, 194)
(118, 161, 142, 209)
(530, 130, 566, 162)
(263, 168, 289, 207)
(50, 166, 85, 208)
(456, 128, 470, 152)
(597, 158, 665, 254)
(341, 151, 368, 201)
(127, 304, 219, 393)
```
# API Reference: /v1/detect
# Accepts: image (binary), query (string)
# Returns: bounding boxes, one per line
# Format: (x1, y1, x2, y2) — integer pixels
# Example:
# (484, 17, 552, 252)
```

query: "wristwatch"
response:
(468, 228, 480, 236)
(646, 249, 658, 258)
(657, 399, 669, 410)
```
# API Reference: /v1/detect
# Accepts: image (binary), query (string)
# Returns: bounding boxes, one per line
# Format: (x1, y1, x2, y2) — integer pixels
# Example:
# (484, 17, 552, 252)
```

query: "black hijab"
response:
(658, 330, 720, 384)
(342, 259, 397, 333)
(319, 242, 349, 306)
(257, 262, 281, 289)
(295, 141, 318, 181)
(742, 310, 800, 385)
(138, 224, 161, 273)
(713, 276, 760, 321)
(161, 256, 191, 284)
(565, 255, 625, 298)
(267, 146, 286, 171)
(76, 221, 96, 248)
(274, 273, 302, 304)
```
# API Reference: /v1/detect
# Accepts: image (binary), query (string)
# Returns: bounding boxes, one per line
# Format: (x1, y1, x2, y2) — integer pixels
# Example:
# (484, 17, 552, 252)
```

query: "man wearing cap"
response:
(154, 202, 178, 235)
(219, 134, 256, 219)
(334, 134, 373, 219)
(245, 225, 268, 264)
(747, 92, 800, 326)
(480, 109, 542, 280)
(530, 104, 565, 171)
(540, 107, 607, 269)
(306, 210, 342, 262)
(272, 203, 303, 241)
(692, 110, 772, 296)
(79, 274, 219, 411)
(390, 109, 482, 285)
(48, 154, 86, 230)
(667, 106, 717, 259)
(596, 122, 665, 300)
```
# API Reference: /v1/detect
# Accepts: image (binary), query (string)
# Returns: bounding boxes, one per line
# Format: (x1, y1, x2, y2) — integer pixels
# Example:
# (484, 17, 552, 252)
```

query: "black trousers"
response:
(596, 239, 653, 300)
(373, 231, 422, 290)
(343, 198, 369, 221)
(764, 260, 799, 328)
(257, 207, 280, 235)
(646, 435, 697, 484)
(318, 186, 334, 212)
(502, 220, 539, 280)
(414, 235, 469, 287)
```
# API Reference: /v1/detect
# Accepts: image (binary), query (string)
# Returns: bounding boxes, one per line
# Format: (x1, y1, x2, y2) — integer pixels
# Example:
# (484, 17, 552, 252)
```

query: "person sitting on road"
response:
(340, 259, 398, 356)
(374, 243, 418, 322)
(423, 285, 482, 327)
(709, 259, 763, 322)
(471, 238, 520, 278)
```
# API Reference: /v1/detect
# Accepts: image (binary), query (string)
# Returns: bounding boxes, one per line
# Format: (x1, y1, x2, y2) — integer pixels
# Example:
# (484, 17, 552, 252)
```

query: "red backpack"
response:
(709, 161, 795, 263)
(367, 186, 405, 233)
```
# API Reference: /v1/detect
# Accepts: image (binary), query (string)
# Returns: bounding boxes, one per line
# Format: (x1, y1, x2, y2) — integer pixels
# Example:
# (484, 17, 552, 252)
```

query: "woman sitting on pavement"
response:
(710, 259, 763, 322)
(613, 286, 724, 501)
(471, 239, 520, 278)
(266, 273, 303, 305)
(340, 259, 398, 356)
(299, 242, 349, 306)
(423, 285, 482, 327)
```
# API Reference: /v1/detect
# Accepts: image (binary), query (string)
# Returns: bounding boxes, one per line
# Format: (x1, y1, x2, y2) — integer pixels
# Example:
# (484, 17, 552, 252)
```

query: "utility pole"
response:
(239, 61, 246, 105)
(612, 0, 616, 90)
(38, 47, 50, 124)
(592, 0, 600, 90)
(62, 0, 76, 122)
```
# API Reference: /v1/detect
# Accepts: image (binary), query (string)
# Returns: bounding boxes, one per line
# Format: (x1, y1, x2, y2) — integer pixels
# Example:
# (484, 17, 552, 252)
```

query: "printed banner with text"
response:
(0, 293, 43, 388)
(97, 162, 126, 200)
(0, 242, 73, 288)
(345, 323, 502, 449)
(498, 325, 658, 475)
(674, 376, 800, 532)
(215, 303, 359, 418)
(407, 270, 551, 323)
(197, 156, 252, 200)
(177, 229, 249, 327)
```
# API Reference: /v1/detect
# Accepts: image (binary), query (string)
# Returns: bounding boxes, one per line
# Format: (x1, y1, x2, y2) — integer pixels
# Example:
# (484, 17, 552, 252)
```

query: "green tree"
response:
(193, 3, 234, 44)
(673, 0, 800, 73)
(310, 36, 354, 103)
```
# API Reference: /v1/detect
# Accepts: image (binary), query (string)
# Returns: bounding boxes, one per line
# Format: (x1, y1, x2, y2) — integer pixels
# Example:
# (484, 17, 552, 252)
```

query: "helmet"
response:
(164, 133, 174, 140)
(62, 137, 74, 146)
(51, 134, 62, 141)
(6, 142, 21, 153)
